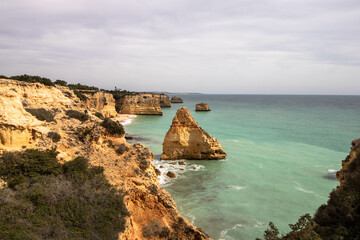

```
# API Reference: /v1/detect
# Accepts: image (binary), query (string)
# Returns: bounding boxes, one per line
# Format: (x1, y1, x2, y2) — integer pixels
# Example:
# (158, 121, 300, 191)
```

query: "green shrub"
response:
(10, 74, 54, 86)
(78, 126, 94, 142)
(0, 150, 127, 240)
(66, 110, 89, 122)
(0, 149, 62, 189)
(101, 118, 125, 135)
(68, 83, 99, 91)
(25, 108, 56, 122)
(74, 90, 88, 101)
(0, 75, 9, 79)
(47, 131, 61, 143)
(54, 79, 67, 86)
(95, 112, 105, 120)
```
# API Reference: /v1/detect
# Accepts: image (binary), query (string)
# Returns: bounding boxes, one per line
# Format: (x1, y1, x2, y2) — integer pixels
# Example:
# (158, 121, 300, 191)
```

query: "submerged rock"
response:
(195, 102, 210, 111)
(171, 96, 183, 103)
(161, 107, 226, 160)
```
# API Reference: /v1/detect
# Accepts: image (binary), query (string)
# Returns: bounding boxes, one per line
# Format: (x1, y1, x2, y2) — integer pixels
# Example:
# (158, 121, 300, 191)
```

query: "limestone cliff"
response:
(336, 138, 360, 186)
(196, 103, 211, 111)
(116, 93, 163, 115)
(0, 78, 79, 151)
(171, 96, 183, 103)
(156, 93, 171, 107)
(0, 79, 210, 240)
(83, 91, 117, 118)
(161, 107, 226, 160)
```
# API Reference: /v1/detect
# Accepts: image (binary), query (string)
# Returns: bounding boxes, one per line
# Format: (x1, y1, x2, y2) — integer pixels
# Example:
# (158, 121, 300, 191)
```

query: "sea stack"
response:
(171, 96, 183, 103)
(195, 102, 210, 111)
(161, 107, 226, 160)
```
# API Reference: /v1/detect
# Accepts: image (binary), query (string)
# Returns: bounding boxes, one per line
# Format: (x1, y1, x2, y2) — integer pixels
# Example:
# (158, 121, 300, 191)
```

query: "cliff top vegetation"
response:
(0, 149, 128, 240)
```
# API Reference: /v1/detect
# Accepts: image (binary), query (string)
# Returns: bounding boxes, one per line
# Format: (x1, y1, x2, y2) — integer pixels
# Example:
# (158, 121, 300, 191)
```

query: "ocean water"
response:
(124, 94, 360, 240)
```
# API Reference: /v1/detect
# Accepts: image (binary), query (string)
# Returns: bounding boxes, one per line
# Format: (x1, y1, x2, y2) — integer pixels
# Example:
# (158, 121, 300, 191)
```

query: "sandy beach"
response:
(113, 114, 136, 125)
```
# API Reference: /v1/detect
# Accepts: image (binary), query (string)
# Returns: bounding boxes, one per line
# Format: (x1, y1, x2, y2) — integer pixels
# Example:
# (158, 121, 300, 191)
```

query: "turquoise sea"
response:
(124, 94, 360, 240)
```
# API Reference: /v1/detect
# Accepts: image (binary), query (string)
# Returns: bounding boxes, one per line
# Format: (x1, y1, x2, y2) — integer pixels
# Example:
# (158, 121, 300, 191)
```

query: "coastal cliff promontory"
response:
(157, 93, 171, 107)
(337, 138, 360, 186)
(161, 107, 226, 160)
(0, 78, 210, 240)
(116, 93, 163, 115)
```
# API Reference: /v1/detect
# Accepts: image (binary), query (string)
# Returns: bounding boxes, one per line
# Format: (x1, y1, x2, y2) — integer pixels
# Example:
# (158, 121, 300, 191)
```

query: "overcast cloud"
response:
(0, 0, 359, 94)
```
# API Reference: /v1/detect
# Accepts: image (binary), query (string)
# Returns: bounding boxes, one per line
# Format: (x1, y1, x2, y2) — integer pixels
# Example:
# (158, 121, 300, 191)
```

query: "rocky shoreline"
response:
(0, 78, 211, 240)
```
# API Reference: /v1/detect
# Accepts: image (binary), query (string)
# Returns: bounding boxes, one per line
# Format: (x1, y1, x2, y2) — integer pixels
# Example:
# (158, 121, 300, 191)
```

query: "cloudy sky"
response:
(0, 0, 359, 94)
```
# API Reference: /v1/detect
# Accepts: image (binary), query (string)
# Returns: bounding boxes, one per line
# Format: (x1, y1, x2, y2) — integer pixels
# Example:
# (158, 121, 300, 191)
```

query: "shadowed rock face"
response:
(337, 138, 360, 186)
(171, 96, 183, 103)
(158, 94, 171, 107)
(196, 103, 211, 111)
(161, 107, 226, 160)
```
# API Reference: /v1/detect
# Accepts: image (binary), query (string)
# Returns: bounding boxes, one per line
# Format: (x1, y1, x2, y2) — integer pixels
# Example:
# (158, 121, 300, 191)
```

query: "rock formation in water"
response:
(171, 96, 183, 103)
(83, 91, 117, 118)
(116, 93, 163, 115)
(196, 102, 211, 111)
(0, 79, 209, 239)
(161, 107, 226, 160)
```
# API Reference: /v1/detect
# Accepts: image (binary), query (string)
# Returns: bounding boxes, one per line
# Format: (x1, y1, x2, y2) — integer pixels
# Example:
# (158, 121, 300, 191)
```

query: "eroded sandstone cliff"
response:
(0, 78, 79, 150)
(116, 93, 163, 115)
(83, 91, 118, 118)
(0, 79, 210, 240)
(157, 93, 171, 107)
(161, 106, 226, 160)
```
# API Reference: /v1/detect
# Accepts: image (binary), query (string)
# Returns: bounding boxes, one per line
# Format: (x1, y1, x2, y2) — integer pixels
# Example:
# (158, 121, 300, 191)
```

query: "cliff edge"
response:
(0, 79, 210, 240)
(116, 93, 163, 115)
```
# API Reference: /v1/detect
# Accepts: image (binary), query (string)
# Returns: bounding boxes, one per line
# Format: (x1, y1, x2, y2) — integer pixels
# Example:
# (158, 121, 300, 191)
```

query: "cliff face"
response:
(157, 94, 171, 107)
(0, 79, 78, 150)
(161, 107, 226, 160)
(116, 93, 163, 115)
(336, 138, 360, 186)
(0, 79, 210, 240)
(83, 91, 117, 118)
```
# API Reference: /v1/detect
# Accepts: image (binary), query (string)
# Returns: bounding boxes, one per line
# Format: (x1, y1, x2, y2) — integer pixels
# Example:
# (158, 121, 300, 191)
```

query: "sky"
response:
(0, 0, 359, 94)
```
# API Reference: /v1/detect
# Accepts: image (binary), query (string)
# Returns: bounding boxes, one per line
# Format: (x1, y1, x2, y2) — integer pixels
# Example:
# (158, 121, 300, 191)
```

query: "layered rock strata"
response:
(161, 107, 226, 160)
(83, 91, 117, 118)
(0, 79, 209, 239)
(116, 93, 163, 115)
(196, 102, 211, 111)
(171, 96, 183, 103)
